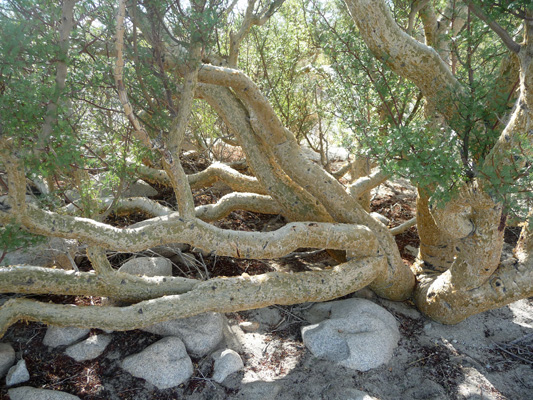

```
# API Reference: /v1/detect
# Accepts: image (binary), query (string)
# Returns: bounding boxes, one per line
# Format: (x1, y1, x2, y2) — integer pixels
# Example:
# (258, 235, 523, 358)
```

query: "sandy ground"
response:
(1, 292, 532, 400)
(1, 178, 532, 399)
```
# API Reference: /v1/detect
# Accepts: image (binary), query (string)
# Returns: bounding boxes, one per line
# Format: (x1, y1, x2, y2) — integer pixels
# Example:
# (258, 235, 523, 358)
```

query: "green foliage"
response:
(312, 0, 531, 211)
(238, 0, 327, 141)
(0, 223, 46, 264)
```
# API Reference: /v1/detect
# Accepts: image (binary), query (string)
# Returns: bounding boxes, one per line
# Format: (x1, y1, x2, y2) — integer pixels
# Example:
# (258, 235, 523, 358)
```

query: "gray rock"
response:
(65, 334, 111, 362)
(247, 307, 283, 327)
(8, 386, 81, 400)
(142, 312, 225, 357)
(43, 326, 90, 348)
(122, 179, 158, 198)
(121, 336, 193, 389)
(236, 382, 282, 400)
(1, 237, 78, 270)
(324, 387, 380, 400)
(118, 257, 172, 277)
(148, 243, 189, 258)
(212, 349, 244, 383)
(302, 322, 350, 362)
(301, 298, 400, 371)
(6, 359, 30, 386)
(0, 343, 15, 378)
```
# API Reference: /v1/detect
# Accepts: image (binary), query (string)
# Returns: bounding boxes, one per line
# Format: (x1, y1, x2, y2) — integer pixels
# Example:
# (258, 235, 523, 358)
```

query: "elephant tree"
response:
(0, 0, 532, 336)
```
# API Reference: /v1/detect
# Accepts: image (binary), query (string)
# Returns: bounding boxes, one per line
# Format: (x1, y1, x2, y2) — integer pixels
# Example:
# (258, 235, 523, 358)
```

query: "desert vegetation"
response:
(0, 0, 532, 335)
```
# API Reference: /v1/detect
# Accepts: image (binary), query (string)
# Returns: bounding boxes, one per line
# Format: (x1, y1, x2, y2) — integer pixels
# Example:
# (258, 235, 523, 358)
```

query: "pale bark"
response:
(348, 169, 389, 200)
(114, 0, 154, 150)
(344, 0, 468, 128)
(137, 163, 268, 194)
(412, 12, 533, 323)
(0, 265, 198, 301)
(162, 43, 202, 218)
(0, 255, 385, 337)
(198, 84, 334, 222)
(62, 193, 280, 223)
(194, 192, 281, 221)
(390, 217, 417, 236)
(195, 66, 414, 300)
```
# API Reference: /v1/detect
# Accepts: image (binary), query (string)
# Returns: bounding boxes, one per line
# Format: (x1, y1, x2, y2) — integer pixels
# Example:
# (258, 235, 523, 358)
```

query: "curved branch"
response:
(415, 255, 533, 324)
(196, 68, 414, 300)
(61, 196, 174, 217)
(343, 0, 462, 118)
(198, 84, 333, 222)
(114, 0, 153, 149)
(38, 0, 76, 153)
(0, 266, 198, 302)
(1, 204, 378, 258)
(228, 0, 286, 67)
(348, 169, 389, 198)
(137, 163, 267, 194)
(390, 217, 417, 235)
(188, 162, 267, 194)
(195, 192, 281, 221)
(0, 255, 385, 337)
(62, 192, 279, 223)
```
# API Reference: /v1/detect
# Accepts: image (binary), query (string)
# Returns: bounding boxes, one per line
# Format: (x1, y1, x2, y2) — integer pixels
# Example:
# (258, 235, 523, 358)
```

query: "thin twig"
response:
(493, 341, 533, 364)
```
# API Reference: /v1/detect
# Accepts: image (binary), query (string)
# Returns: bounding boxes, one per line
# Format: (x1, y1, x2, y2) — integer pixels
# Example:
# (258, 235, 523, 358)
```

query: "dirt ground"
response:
(1, 175, 532, 399)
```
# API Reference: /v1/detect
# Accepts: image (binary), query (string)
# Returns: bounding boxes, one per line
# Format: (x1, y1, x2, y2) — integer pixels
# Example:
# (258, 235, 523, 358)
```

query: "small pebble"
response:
(239, 321, 260, 332)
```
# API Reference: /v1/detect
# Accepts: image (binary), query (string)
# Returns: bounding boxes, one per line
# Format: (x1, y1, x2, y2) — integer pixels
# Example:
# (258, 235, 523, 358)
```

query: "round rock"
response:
(212, 349, 244, 383)
(65, 334, 112, 362)
(9, 386, 81, 400)
(301, 298, 400, 371)
(142, 312, 225, 357)
(43, 326, 90, 348)
(121, 336, 193, 389)
(0, 343, 15, 378)
(118, 257, 172, 277)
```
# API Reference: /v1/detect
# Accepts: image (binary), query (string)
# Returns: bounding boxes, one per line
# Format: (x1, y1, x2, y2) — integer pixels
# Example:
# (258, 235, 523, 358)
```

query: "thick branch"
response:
(344, 0, 462, 119)
(114, 0, 154, 149)
(415, 256, 533, 324)
(0, 255, 385, 337)
(348, 169, 389, 198)
(62, 193, 279, 223)
(228, 0, 285, 67)
(195, 192, 281, 221)
(1, 204, 378, 258)
(390, 217, 417, 236)
(188, 162, 267, 194)
(196, 68, 414, 300)
(61, 196, 174, 217)
(198, 84, 333, 222)
(163, 44, 202, 218)
(0, 266, 198, 302)
(1, 144, 27, 216)
(137, 163, 267, 194)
